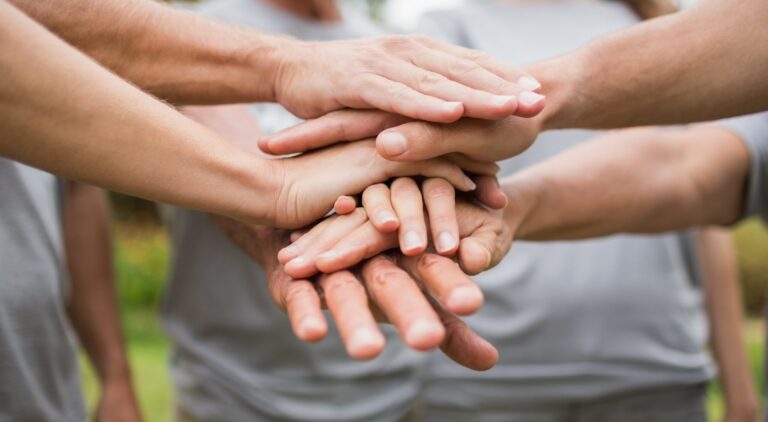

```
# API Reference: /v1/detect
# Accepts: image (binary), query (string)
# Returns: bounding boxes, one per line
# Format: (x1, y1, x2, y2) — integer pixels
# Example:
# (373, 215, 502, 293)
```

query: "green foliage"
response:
(733, 218, 768, 315)
(114, 224, 169, 311)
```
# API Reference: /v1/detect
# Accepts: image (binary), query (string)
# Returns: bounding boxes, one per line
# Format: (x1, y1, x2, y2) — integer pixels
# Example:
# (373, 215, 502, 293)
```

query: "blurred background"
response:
(79, 1, 768, 421)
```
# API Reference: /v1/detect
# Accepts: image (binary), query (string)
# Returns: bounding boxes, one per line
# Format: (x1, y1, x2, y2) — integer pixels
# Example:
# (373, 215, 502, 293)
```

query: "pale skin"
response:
(262, 0, 768, 161)
(63, 182, 142, 422)
(0, 2, 505, 231)
(8, 0, 544, 120)
(181, 104, 498, 367)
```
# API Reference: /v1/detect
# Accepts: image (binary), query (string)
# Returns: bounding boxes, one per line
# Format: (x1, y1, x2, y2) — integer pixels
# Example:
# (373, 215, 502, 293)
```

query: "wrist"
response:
(525, 48, 591, 131)
(500, 174, 543, 239)
(251, 34, 305, 104)
(240, 31, 302, 102)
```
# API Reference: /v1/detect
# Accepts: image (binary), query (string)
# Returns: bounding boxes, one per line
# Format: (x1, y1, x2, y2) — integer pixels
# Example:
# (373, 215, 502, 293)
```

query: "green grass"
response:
(81, 308, 172, 422)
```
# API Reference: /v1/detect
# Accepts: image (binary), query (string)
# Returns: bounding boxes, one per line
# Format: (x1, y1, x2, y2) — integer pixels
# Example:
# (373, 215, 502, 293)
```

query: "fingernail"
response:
(437, 232, 457, 253)
(442, 101, 462, 113)
(278, 245, 300, 262)
(317, 249, 338, 261)
(347, 329, 384, 358)
(518, 91, 545, 107)
(447, 286, 484, 313)
(517, 76, 541, 91)
(377, 210, 398, 226)
(378, 132, 407, 157)
(403, 230, 423, 253)
(464, 175, 477, 191)
(491, 95, 516, 107)
(287, 256, 306, 267)
(297, 317, 325, 340)
(405, 320, 444, 349)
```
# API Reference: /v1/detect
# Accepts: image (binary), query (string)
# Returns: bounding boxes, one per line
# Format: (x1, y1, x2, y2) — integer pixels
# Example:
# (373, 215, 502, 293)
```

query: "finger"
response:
(260, 110, 408, 155)
(458, 215, 511, 275)
(267, 268, 328, 343)
(390, 178, 427, 256)
(334, 195, 357, 215)
(400, 253, 483, 316)
(418, 38, 545, 117)
(385, 156, 477, 192)
(472, 175, 508, 210)
(362, 183, 399, 233)
(278, 215, 339, 264)
(429, 295, 499, 371)
(444, 153, 500, 176)
(284, 209, 369, 278)
(376, 121, 457, 161)
(395, 64, 518, 119)
(422, 178, 459, 255)
(289, 230, 307, 243)
(315, 222, 398, 273)
(355, 74, 464, 123)
(320, 271, 385, 360)
(361, 256, 445, 351)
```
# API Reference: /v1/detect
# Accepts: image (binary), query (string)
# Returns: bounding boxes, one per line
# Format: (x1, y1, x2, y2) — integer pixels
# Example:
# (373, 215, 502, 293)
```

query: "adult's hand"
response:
(273, 34, 545, 122)
(179, 104, 497, 229)
(211, 216, 498, 371)
(280, 195, 514, 279)
(259, 109, 543, 162)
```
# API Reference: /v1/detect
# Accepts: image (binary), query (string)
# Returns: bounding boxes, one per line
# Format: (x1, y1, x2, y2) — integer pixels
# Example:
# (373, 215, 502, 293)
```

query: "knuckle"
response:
(416, 253, 444, 272)
(417, 72, 447, 91)
(368, 268, 401, 290)
(424, 180, 454, 200)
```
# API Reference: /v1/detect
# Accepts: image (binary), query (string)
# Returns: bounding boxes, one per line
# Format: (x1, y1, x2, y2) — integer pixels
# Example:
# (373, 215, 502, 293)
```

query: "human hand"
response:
(279, 190, 513, 279)
(211, 216, 499, 370)
(272, 34, 545, 122)
(180, 104, 497, 229)
(259, 109, 543, 162)
(95, 378, 142, 422)
(266, 140, 500, 228)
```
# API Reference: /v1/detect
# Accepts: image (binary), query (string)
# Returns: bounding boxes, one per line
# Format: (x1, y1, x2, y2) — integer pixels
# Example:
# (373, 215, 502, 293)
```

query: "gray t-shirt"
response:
(717, 112, 768, 221)
(419, 2, 712, 416)
(162, 2, 423, 421)
(0, 159, 83, 421)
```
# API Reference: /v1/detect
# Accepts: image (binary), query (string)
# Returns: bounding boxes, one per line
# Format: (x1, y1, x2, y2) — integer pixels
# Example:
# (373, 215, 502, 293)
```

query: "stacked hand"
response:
(182, 42, 544, 368)
(212, 216, 499, 370)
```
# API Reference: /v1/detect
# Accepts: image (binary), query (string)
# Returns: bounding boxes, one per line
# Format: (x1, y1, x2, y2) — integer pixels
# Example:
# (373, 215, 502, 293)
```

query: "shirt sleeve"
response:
(715, 112, 768, 221)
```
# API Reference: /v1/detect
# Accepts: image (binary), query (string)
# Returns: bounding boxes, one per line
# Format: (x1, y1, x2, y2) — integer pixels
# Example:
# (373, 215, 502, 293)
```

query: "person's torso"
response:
(0, 159, 83, 421)
(163, 2, 422, 421)
(418, 1, 712, 408)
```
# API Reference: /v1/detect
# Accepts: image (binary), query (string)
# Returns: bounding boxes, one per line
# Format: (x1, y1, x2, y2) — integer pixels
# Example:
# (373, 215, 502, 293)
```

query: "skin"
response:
(211, 216, 499, 370)
(696, 228, 759, 422)
(180, 104, 498, 368)
(262, 0, 768, 162)
(0, 3, 493, 231)
(9, 0, 544, 121)
(284, 123, 752, 279)
(63, 182, 142, 422)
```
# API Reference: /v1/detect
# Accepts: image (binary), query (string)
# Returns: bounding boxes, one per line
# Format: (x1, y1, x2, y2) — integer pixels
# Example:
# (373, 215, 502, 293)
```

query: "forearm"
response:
(503, 127, 750, 240)
(64, 182, 131, 382)
(0, 2, 277, 225)
(9, 0, 289, 104)
(531, 0, 768, 130)
(696, 228, 758, 418)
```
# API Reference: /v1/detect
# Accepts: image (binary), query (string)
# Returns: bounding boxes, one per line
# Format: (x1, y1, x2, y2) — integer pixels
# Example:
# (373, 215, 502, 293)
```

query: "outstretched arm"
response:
(533, 0, 768, 130)
(0, 3, 480, 229)
(504, 125, 751, 240)
(9, 0, 542, 121)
